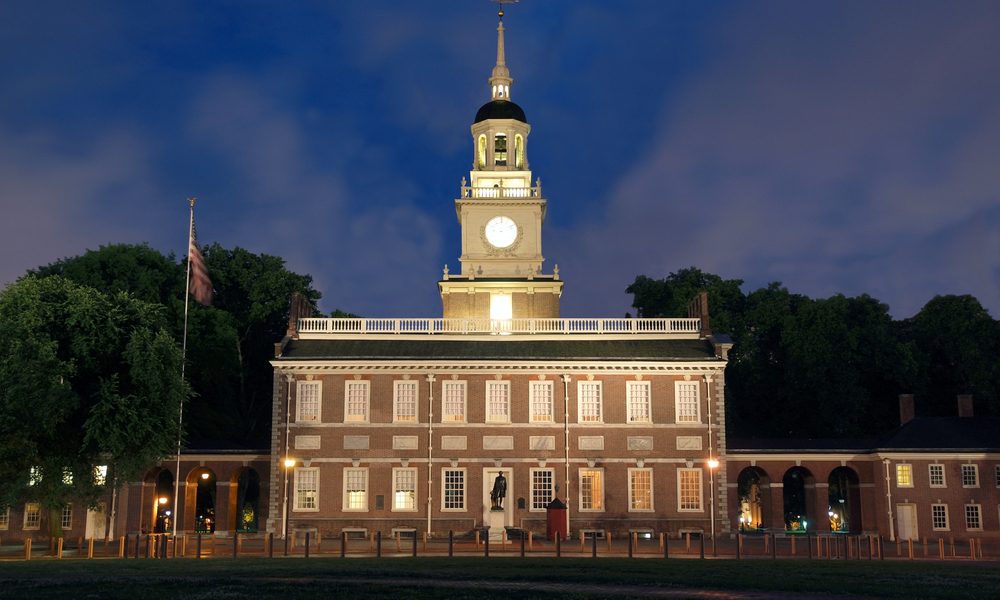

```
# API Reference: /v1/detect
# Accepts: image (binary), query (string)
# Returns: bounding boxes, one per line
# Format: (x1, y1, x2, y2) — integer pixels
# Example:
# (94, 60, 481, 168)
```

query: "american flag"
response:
(188, 221, 213, 306)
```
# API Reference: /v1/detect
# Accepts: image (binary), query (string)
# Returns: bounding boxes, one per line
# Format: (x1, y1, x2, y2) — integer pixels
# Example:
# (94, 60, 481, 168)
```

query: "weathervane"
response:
(492, 0, 518, 20)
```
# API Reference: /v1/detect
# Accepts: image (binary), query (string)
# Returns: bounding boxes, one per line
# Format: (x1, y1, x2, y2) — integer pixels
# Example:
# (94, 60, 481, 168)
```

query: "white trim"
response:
(393, 380, 419, 423)
(441, 467, 467, 511)
(930, 503, 950, 531)
(964, 503, 983, 531)
(677, 468, 703, 512)
(293, 467, 320, 512)
(391, 467, 418, 512)
(23, 502, 41, 530)
(296, 380, 322, 423)
(961, 464, 979, 488)
(626, 381, 652, 423)
(895, 463, 914, 488)
(577, 380, 603, 424)
(529, 467, 555, 511)
(441, 380, 468, 423)
(342, 467, 369, 512)
(628, 467, 654, 512)
(529, 380, 554, 423)
(485, 380, 511, 423)
(578, 467, 605, 512)
(344, 380, 370, 423)
(674, 380, 700, 424)
(928, 463, 946, 488)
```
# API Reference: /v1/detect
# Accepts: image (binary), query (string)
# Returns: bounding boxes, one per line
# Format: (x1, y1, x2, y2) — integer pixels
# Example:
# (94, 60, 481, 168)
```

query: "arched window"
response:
(477, 135, 487, 169)
(494, 134, 507, 166)
(514, 134, 524, 169)
(828, 467, 860, 533)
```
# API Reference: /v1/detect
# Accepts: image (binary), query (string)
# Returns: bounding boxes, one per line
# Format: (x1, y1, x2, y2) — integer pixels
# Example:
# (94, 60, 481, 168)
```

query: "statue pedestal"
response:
(486, 509, 505, 541)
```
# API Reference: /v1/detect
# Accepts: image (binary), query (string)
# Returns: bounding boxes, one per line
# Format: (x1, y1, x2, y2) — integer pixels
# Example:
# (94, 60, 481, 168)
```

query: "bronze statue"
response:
(490, 472, 507, 510)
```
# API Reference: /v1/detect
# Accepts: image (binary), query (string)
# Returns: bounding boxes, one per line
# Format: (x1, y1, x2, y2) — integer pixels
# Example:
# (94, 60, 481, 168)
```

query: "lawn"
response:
(1, 557, 998, 599)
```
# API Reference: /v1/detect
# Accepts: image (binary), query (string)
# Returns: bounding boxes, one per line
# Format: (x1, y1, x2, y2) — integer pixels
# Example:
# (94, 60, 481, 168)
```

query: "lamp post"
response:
(282, 458, 296, 539)
(707, 457, 719, 556)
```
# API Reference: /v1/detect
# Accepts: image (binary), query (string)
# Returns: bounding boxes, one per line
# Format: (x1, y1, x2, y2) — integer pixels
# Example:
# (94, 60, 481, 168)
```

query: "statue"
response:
(490, 472, 507, 510)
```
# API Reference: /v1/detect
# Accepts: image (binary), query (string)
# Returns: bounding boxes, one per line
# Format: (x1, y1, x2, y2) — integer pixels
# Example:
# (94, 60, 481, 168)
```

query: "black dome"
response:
(474, 99, 527, 123)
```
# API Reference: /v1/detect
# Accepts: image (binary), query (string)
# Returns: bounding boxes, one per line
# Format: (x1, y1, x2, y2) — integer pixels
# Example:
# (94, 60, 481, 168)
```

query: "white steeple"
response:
(489, 7, 512, 100)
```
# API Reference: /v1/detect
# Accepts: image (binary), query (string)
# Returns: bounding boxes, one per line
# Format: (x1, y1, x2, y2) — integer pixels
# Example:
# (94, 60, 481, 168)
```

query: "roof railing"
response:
(297, 317, 701, 336)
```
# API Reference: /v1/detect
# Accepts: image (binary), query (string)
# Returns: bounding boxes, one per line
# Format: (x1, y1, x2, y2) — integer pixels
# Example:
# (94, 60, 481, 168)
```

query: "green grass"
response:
(1, 557, 998, 599)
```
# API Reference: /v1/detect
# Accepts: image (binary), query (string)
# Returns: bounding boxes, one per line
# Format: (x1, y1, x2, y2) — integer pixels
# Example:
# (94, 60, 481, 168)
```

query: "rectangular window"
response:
(579, 468, 604, 511)
(627, 381, 651, 423)
(392, 468, 417, 512)
(629, 468, 653, 511)
(0, 507, 9, 530)
(24, 503, 41, 530)
(442, 469, 466, 511)
(578, 381, 603, 423)
(931, 504, 949, 531)
(486, 381, 511, 423)
(965, 504, 982, 530)
(394, 381, 418, 423)
(530, 468, 554, 511)
(896, 464, 913, 487)
(94, 465, 108, 486)
(294, 467, 319, 511)
(529, 381, 554, 423)
(343, 468, 368, 511)
(928, 464, 946, 488)
(494, 134, 507, 166)
(675, 381, 700, 423)
(296, 381, 322, 422)
(678, 468, 703, 512)
(962, 464, 979, 488)
(344, 381, 369, 423)
(441, 381, 467, 422)
(61, 504, 73, 530)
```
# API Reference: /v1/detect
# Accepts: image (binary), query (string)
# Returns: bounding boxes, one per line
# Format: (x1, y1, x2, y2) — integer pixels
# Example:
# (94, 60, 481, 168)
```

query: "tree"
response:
(626, 268, 745, 335)
(0, 276, 186, 535)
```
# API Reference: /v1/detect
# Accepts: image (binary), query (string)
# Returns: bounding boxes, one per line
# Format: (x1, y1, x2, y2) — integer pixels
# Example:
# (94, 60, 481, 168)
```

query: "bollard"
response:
(24, 538, 32, 561)
(938, 538, 944, 559)
(57, 537, 64, 559)
(736, 533, 741, 560)
(284, 532, 290, 557)
(133, 534, 139, 559)
(449, 530, 454, 557)
(118, 535, 125, 559)
(907, 538, 913, 560)
(181, 535, 187, 558)
(161, 534, 168, 560)
(521, 532, 526, 557)
(791, 535, 796, 556)
(196, 533, 202, 559)
(579, 531, 585, 552)
(663, 532, 669, 559)
(628, 531, 633, 558)
(484, 531, 490, 557)
(341, 531, 346, 558)
(771, 532, 777, 559)
(556, 534, 561, 558)
(376, 530, 381, 558)
(807, 534, 813, 560)
(412, 532, 417, 557)
(949, 536, 955, 557)
(268, 533, 274, 558)
(685, 532, 691, 551)
(699, 533, 705, 559)
(606, 531, 612, 553)
(233, 532, 239, 559)
(528, 531, 533, 552)
(423, 531, 428, 553)
(592, 531, 597, 558)
(501, 529, 507, 551)
(474, 529, 480, 547)
(969, 539, 975, 560)
(763, 532, 769, 555)
(146, 534, 152, 558)
(878, 535, 884, 560)
(305, 531, 310, 558)
(396, 531, 402, 553)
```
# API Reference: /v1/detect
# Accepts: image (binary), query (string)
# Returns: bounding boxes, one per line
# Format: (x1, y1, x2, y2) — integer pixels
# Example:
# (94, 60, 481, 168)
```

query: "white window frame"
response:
(392, 467, 418, 512)
(23, 503, 41, 530)
(961, 464, 979, 488)
(577, 381, 603, 424)
(485, 381, 511, 423)
(529, 468, 555, 511)
(441, 380, 467, 423)
(343, 467, 369, 512)
(529, 380, 554, 423)
(677, 468, 704, 512)
(296, 380, 322, 423)
(578, 468, 605, 512)
(628, 467, 654, 512)
(293, 467, 319, 512)
(928, 464, 946, 488)
(344, 380, 370, 423)
(931, 504, 949, 531)
(965, 504, 982, 531)
(441, 468, 466, 511)
(626, 381, 652, 423)
(61, 504, 73, 530)
(393, 380, 419, 423)
(674, 381, 701, 424)
(895, 464, 913, 488)
(0, 506, 9, 530)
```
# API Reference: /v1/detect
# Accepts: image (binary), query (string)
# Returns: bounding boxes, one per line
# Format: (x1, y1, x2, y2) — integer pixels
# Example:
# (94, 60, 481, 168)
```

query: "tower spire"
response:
(489, 2, 515, 101)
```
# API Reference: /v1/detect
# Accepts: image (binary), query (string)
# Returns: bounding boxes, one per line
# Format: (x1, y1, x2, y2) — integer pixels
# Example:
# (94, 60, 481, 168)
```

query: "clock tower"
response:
(439, 8, 563, 320)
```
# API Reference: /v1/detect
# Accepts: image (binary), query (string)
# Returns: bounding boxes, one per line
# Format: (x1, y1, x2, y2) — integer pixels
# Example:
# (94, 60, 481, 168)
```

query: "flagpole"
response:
(172, 197, 196, 538)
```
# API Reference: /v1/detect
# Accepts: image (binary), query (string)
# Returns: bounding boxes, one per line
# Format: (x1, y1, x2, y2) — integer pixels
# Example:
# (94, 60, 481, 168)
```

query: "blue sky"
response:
(2, 1, 998, 319)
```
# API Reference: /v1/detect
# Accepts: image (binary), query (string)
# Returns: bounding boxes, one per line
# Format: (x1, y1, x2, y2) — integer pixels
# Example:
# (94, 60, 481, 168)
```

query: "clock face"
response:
(485, 216, 518, 248)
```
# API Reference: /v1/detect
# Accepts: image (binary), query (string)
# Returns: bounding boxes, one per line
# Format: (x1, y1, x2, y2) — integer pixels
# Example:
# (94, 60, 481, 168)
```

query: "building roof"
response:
(475, 99, 527, 123)
(278, 337, 720, 362)
(729, 416, 1000, 454)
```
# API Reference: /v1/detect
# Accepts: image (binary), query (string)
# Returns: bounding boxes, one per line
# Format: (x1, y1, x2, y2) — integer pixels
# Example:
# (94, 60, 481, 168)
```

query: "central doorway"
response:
(482, 467, 513, 540)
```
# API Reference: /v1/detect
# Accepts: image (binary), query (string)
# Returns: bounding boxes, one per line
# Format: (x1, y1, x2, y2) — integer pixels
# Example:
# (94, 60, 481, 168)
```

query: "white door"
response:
(85, 503, 107, 540)
(896, 504, 918, 540)
(482, 468, 513, 539)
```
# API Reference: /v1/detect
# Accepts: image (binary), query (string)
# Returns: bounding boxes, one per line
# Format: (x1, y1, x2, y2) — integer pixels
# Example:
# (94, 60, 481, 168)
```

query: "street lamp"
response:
(707, 458, 719, 556)
(282, 457, 296, 543)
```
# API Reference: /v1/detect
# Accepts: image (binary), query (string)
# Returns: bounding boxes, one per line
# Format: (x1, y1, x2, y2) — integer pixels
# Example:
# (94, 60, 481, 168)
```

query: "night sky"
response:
(2, 1, 998, 319)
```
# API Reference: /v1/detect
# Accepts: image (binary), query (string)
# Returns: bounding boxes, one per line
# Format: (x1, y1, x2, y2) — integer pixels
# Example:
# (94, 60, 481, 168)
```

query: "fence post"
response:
(938, 537, 944, 559)
(907, 538, 913, 560)
(556, 534, 561, 558)
(521, 532, 526, 558)
(736, 533, 741, 560)
(663, 532, 669, 559)
(448, 530, 454, 557)
(771, 533, 777, 559)
(969, 539, 975, 560)
(592, 531, 598, 558)
(699, 533, 705, 559)
(412, 532, 418, 557)
(24, 538, 32, 561)
(268, 533, 274, 558)
(528, 531, 533, 552)
(341, 531, 346, 558)
(56, 537, 64, 559)
(161, 535, 168, 559)
(196, 533, 202, 559)
(118, 536, 125, 559)
(628, 531, 633, 558)
(376, 530, 381, 558)
(484, 531, 490, 557)
(304, 531, 310, 558)
(233, 532, 239, 559)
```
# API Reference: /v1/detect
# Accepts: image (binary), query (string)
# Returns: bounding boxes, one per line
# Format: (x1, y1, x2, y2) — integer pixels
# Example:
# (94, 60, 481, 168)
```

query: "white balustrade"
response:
(461, 186, 540, 199)
(297, 317, 701, 336)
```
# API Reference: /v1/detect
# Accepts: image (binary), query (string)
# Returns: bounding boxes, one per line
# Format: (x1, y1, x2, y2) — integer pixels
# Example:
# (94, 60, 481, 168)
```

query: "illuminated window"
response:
(578, 381, 602, 423)
(28, 466, 41, 486)
(675, 381, 700, 423)
(343, 468, 368, 511)
(94, 465, 108, 486)
(489, 293, 512, 324)
(477, 135, 487, 169)
(494, 134, 507, 166)
(961, 464, 979, 488)
(442, 469, 466, 511)
(965, 504, 982, 530)
(442, 381, 467, 422)
(394, 381, 418, 423)
(62, 468, 73, 485)
(393, 468, 417, 512)
(23, 503, 41, 530)
(529, 381, 554, 422)
(896, 464, 913, 487)
(486, 381, 511, 423)
(0, 507, 9, 530)
(931, 504, 949, 530)
(929, 464, 946, 487)
(530, 468, 554, 511)
(629, 468, 653, 511)
(627, 381, 651, 423)
(296, 381, 322, 422)
(294, 467, 319, 511)
(344, 381, 369, 423)
(579, 468, 604, 511)
(678, 468, 703, 512)
(514, 134, 524, 169)
(61, 504, 73, 530)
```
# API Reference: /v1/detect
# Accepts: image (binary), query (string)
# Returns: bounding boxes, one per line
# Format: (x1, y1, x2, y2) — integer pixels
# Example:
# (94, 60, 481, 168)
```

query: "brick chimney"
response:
(957, 394, 974, 418)
(898, 394, 915, 424)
